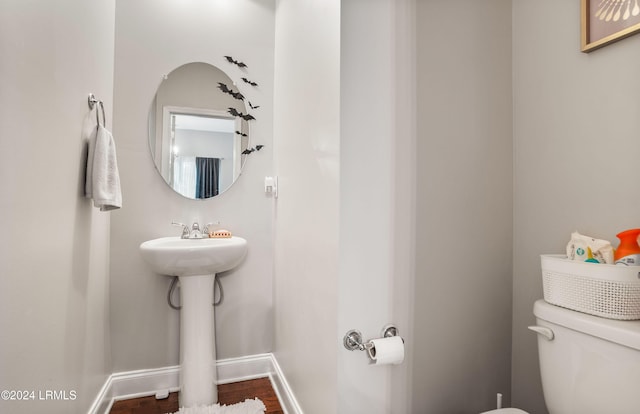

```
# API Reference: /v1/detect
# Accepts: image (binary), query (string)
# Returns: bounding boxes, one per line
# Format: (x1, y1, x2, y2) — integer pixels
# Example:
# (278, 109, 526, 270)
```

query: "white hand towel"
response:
(85, 124, 122, 211)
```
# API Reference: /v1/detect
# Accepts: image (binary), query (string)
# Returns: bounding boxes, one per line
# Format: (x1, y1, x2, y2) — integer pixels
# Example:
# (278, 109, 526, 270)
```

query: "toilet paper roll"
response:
(366, 336, 404, 365)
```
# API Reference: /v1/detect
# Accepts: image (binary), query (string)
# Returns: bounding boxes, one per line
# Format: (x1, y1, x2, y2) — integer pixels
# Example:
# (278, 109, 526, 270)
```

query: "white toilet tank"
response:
(533, 299, 640, 414)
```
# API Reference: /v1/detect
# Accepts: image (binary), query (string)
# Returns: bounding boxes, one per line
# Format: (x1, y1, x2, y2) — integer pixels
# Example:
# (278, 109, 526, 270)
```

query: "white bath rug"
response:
(168, 398, 266, 414)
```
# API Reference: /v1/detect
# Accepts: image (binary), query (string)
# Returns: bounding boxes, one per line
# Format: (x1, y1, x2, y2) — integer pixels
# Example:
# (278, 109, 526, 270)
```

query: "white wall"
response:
(339, 0, 415, 412)
(413, 0, 514, 412)
(0, 1, 115, 413)
(111, 0, 275, 371)
(272, 0, 340, 412)
(512, 1, 640, 412)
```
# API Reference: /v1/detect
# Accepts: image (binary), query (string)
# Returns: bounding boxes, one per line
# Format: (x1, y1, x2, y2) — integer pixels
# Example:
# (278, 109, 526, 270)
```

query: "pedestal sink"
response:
(139, 236, 247, 407)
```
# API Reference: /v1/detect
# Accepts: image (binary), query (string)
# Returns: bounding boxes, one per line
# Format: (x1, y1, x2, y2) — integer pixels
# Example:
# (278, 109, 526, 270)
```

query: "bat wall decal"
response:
(242, 145, 264, 155)
(224, 55, 247, 68)
(235, 130, 248, 137)
(248, 101, 260, 110)
(241, 77, 258, 87)
(228, 107, 256, 121)
(217, 82, 245, 101)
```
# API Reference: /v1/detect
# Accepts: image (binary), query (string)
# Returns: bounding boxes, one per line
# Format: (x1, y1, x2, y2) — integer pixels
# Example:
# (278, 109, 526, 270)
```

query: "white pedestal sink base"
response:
(179, 274, 217, 407)
(139, 236, 248, 407)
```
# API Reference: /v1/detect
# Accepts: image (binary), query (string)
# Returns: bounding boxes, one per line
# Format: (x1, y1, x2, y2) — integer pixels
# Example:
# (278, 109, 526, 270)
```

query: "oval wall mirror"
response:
(148, 62, 250, 199)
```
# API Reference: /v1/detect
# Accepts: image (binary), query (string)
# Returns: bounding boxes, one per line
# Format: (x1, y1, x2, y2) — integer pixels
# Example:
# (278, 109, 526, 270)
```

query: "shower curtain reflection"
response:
(196, 157, 220, 199)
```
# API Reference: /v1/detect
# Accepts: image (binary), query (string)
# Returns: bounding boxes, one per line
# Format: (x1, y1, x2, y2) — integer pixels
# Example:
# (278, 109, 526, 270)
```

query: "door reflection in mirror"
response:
(168, 112, 237, 199)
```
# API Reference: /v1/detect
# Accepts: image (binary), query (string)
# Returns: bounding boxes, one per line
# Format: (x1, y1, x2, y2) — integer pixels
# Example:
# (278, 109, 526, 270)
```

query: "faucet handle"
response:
(203, 221, 221, 236)
(172, 221, 190, 239)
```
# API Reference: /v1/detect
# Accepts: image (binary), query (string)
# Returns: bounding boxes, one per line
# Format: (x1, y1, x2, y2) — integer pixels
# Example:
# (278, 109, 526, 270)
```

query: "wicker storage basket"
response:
(541, 254, 640, 320)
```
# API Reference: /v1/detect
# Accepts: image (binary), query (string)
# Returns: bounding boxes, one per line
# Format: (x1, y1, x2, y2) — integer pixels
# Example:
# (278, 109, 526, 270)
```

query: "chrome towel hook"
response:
(88, 93, 99, 109)
(87, 93, 106, 127)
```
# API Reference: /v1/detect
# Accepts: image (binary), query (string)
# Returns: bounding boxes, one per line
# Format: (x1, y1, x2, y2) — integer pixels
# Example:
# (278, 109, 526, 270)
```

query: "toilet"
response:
(529, 299, 640, 414)
(482, 299, 640, 414)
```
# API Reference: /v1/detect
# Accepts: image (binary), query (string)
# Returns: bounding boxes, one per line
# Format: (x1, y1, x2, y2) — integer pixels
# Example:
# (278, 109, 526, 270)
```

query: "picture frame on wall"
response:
(581, 0, 640, 52)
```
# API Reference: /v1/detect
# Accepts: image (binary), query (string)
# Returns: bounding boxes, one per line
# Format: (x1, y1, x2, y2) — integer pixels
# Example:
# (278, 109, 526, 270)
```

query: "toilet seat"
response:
(480, 409, 529, 414)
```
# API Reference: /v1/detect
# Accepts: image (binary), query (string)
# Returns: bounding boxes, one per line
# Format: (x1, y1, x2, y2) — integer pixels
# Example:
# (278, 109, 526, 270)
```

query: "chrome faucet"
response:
(190, 222, 202, 239)
(172, 221, 218, 239)
(172, 221, 203, 239)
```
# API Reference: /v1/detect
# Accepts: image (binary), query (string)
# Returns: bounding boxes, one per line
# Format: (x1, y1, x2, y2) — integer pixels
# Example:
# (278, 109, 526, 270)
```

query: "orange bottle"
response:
(614, 228, 640, 265)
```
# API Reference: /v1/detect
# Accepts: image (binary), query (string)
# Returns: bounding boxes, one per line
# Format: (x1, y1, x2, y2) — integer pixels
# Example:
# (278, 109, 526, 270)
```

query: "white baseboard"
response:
(87, 353, 302, 414)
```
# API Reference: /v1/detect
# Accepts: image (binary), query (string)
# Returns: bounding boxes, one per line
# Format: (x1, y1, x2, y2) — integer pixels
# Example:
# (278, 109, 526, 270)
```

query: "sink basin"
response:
(139, 236, 247, 276)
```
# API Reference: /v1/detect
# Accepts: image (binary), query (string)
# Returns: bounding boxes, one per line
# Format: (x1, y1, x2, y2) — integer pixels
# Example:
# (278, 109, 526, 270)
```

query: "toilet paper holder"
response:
(343, 324, 400, 352)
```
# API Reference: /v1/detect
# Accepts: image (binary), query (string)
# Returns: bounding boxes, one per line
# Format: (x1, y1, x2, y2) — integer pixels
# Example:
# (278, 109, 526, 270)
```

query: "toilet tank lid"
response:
(534, 299, 640, 351)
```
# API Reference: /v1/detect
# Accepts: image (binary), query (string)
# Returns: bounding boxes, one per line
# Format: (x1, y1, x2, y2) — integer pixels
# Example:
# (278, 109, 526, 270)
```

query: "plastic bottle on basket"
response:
(614, 228, 640, 266)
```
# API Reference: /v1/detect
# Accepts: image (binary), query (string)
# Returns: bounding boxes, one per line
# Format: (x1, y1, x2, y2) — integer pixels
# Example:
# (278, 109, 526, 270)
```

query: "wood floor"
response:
(109, 377, 284, 414)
